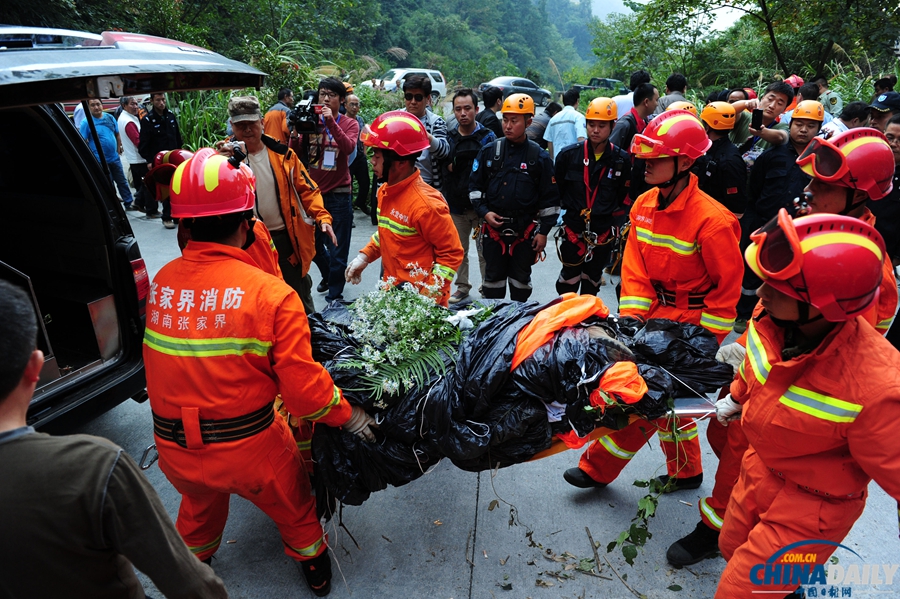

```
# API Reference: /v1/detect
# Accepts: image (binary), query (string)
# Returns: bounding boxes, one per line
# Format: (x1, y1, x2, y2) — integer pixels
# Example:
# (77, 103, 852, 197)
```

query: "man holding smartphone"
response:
(728, 81, 794, 157)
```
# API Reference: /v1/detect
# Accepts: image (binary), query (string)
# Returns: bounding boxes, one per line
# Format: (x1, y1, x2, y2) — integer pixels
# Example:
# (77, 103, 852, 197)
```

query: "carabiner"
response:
(139, 443, 159, 470)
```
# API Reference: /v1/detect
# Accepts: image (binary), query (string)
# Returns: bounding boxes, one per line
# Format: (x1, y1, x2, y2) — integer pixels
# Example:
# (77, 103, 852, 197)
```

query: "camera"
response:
(287, 98, 321, 134)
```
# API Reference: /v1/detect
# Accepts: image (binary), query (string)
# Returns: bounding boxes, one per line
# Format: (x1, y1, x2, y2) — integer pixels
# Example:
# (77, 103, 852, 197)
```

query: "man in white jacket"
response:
(117, 96, 150, 213)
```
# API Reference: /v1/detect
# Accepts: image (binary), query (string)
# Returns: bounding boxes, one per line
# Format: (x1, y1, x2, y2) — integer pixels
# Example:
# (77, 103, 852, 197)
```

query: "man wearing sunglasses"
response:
(668, 127, 899, 569)
(563, 110, 742, 494)
(710, 212, 900, 599)
(401, 75, 450, 191)
(735, 100, 824, 333)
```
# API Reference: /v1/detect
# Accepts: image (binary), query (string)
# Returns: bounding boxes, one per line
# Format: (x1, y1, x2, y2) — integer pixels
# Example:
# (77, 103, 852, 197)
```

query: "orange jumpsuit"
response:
(578, 174, 742, 484)
(699, 207, 898, 532)
(143, 242, 352, 562)
(360, 170, 464, 306)
(715, 315, 900, 597)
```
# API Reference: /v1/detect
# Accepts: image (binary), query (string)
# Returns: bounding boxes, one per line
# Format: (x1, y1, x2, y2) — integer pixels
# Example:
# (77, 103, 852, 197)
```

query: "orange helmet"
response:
(169, 148, 256, 218)
(585, 97, 617, 121)
(796, 128, 895, 200)
(360, 110, 430, 156)
(700, 101, 736, 130)
(501, 93, 535, 115)
(792, 100, 825, 122)
(665, 101, 698, 117)
(630, 109, 711, 160)
(344, 81, 354, 93)
(144, 149, 194, 202)
(745, 210, 885, 322)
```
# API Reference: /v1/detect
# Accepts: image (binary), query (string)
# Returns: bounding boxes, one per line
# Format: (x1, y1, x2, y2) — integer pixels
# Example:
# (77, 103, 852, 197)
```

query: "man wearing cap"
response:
(223, 95, 336, 314)
(869, 91, 900, 132)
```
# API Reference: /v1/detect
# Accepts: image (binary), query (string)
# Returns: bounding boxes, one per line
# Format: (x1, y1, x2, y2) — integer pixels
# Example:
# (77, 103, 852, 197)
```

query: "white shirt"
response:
(613, 92, 634, 117)
(817, 119, 849, 139)
(247, 149, 285, 232)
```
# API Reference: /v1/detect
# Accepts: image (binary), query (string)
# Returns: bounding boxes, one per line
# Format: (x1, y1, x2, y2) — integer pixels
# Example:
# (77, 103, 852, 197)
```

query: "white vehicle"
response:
(361, 68, 447, 103)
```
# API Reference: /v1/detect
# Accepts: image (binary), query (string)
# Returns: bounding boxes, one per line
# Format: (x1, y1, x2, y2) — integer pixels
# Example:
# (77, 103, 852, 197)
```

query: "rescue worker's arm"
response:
(427, 116, 450, 160)
(697, 219, 743, 343)
(290, 155, 337, 245)
(618, 220, 656, 319)
(849, 382, 900, 502)
(415, 202, 464, 304)
(271, 292, 353, 427)
(874, 260, 898, 335)
(104, 450, 229, 599)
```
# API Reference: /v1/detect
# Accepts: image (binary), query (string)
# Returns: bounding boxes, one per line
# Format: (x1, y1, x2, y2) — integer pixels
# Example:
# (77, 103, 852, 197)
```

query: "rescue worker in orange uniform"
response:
(142, 149, 377, 597)
(345, 111, 464, 306)
(554, 97, 631, 296)
(667, 127, 898, 567)
(712, 212, 900, 598)
(563, 110, 742, 491)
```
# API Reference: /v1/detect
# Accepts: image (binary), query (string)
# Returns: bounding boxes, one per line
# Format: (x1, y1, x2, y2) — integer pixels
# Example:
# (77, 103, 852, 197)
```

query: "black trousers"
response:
(350, 152, 370, 212)
(555, 235, 612, 297)
(481, 233, 535, 302)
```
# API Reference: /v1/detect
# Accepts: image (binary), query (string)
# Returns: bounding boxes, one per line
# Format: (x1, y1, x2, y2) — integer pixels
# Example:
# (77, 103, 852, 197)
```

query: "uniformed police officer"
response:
(553, 97, 631, 296)
(815, 74, 844, 117)
(694, 102, 748, 215)
(469, 93, 559, 301)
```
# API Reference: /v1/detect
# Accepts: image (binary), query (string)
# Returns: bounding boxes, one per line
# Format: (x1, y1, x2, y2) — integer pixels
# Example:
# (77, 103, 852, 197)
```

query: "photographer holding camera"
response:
(303, 77, 360, 302)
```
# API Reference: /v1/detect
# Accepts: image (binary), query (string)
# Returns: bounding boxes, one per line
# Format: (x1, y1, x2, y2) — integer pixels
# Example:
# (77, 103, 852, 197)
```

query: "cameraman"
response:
(305, 77, 360, 302)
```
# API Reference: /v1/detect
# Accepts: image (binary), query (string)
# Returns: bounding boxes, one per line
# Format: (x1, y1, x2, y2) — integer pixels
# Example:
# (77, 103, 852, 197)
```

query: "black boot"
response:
(655, 473, 703, 493)
(563, 468, 608, 489)
(666, 521, 720, 567)
(298, 549, 332, 597)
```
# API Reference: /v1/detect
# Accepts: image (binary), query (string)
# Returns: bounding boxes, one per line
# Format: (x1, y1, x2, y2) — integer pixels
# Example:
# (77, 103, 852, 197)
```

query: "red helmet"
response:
(169, 148, 256, 218)
(745, 210, 886, 322)
(144, 149, 194, 202)
(630, 109, 712, 160)
(360, 110, 430, 156)
(796, 128, 895, 200)
(744, 87, 758, 100)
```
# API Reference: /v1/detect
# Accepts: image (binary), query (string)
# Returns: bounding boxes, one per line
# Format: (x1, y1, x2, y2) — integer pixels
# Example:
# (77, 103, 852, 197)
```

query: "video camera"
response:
(287, 98, 322, 134)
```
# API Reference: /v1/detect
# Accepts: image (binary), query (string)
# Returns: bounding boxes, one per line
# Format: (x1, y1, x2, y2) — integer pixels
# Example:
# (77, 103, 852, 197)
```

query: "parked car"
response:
(360, 68, 447, 104)
(0, 26, 264, 430)
(570, 77, 629, 95)
(478, 76, 552, 107)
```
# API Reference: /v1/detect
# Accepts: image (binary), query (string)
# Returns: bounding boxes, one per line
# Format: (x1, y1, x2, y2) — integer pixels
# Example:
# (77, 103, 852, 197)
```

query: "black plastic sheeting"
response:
(309, 299, 732, 506)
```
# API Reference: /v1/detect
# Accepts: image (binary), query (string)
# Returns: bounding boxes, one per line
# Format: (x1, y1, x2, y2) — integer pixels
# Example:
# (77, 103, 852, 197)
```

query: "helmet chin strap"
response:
(840, 187, 867, 216)
(657, 157, 691, 209)
(769, 296, 824, 329)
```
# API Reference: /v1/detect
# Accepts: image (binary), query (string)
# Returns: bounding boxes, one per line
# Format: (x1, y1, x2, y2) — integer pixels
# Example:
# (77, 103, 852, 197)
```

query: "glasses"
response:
(886, 134, 900, 146)
(347, 102, 360, 107)
(318, 90, 337, 99)
(747, 208, 803, 280)
(404, 93, 425, 102)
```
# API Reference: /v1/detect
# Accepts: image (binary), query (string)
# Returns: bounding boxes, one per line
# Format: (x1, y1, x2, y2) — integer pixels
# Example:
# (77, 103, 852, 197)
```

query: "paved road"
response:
(68, 208, 897, 598)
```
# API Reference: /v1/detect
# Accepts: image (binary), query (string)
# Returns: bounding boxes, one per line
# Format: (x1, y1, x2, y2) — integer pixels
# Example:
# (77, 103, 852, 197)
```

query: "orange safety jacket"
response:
(732, 314, 900, 499)
(178, 220, 283, 280)
(360, 170, 464, 306)
(618, 173, 742, 342)
(143, 242, 351, 426)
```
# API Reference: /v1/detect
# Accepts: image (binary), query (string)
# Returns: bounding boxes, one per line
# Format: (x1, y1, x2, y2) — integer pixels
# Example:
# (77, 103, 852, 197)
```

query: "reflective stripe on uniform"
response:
(779, 385, 862, 423)
(538, 206, 560, 217)
(297, 439, 311, 451)
(658, 424, 698, 443)
(598, 435, 637, 460)
(432, 263, 457, 281)
(738, 358, 747, 382)
(700, 497, 724, 530)
(188, 535, 222, 555)
(634, 226, 698, 256)
(619, 295, 652, 312)
(301, 385, 342, 421)
(378, 215, 418, 237)
(745, 320, 771, 384)
(289, 536, 324, 558)
(700, 312, 734, 332)
(371, 231, 380, 247)
(877, 315, 895, 333)
(144, 329, 272, 358)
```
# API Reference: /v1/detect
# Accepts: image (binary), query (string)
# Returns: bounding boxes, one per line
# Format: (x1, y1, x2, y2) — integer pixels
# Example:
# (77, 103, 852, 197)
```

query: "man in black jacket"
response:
(139, 93, 183, 228)
(475, 85, 504, 138)
(694, 102, 747, 215)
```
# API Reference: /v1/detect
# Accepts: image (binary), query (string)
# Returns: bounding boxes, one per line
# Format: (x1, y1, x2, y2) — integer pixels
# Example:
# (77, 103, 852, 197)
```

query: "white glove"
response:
(345, 254, 369, 284)
(716, 342, 747, 376)
(715, 394, 742, 427)
(343, 405, 377, 442)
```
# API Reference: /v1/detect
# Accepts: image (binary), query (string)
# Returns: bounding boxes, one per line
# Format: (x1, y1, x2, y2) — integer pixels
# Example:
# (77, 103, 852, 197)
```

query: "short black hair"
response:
(888, 113, 900, 127)
(318, 77, 347, 100)
(839, 101, 870, 123)
(629, 70, 651, 91)
(277, 88, 293, 102)
(452, 88, 478, 106)
(403, 75, 432, 96)
(875, 75, 897, 92)
(563, 88, 580, 106)
(0, 280, 39, 400)
(798, 82, 820, 102)
(545, 102, 563, 117)
(728, 88, 749, 101)
(763, 81, 794, 103)
(183, 211, 252, 243)
(814, 75, 828, 87)
(481, 85, 503, 108)
(666, 73, 687, 92)
(633, 83, 657, 106)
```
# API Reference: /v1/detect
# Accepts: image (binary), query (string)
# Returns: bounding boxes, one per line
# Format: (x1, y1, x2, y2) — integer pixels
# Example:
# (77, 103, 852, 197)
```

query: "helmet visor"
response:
(747, 208, 803, 280)
(797, 137, 848, 181)
(630, 133, 674, 159)
(359, 124, 380, 148)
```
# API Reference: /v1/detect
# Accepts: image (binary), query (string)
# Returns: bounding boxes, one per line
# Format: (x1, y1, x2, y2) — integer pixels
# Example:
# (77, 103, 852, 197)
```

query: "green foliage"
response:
(174, 90, 233, 151)
(241, 34, 325, 109)
(354, 86, 404, 125)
